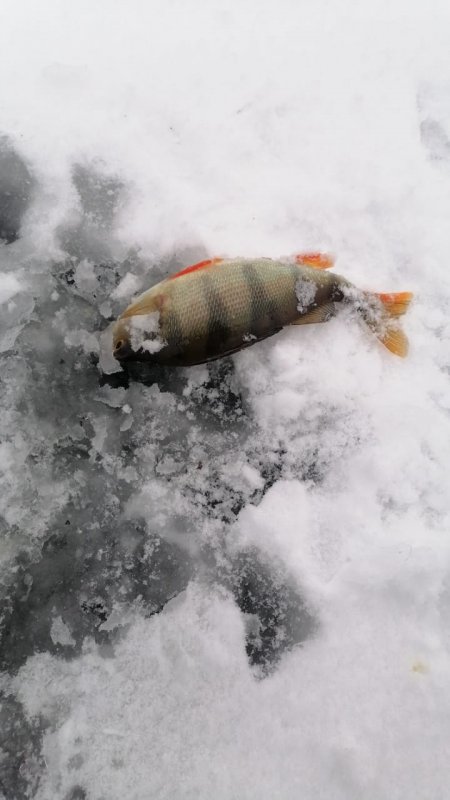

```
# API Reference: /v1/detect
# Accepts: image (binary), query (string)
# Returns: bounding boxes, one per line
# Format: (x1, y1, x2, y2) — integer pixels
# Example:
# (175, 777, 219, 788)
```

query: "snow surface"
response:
(128, 312, 166, 354)
(1, 1, 450, 798)
(295, 277, 317, 313)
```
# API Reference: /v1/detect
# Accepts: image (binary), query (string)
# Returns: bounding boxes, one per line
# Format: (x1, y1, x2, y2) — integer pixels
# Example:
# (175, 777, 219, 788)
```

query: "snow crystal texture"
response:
(1, 1, 450, 799)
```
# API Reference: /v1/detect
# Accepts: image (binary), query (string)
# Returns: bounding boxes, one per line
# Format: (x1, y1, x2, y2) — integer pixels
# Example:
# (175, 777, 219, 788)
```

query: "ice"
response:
(0, 274, 22, 304)
(50, 616, 75, 648)
(1, 1, 450, 798)
(110, 272, 141, 301)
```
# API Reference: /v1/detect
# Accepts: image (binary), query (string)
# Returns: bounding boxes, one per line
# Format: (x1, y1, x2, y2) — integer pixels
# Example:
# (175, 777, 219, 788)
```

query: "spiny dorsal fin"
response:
(168, 257, 223, 280)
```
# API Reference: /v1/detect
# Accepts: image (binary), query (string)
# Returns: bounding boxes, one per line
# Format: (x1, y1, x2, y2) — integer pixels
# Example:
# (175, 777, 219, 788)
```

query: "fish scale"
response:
(112, 256, 413, 364)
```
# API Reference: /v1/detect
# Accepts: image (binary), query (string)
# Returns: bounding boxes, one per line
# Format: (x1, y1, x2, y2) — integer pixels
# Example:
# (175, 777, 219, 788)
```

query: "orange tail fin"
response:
(368, 291, 413, 357)
(375, 292, 413, 317)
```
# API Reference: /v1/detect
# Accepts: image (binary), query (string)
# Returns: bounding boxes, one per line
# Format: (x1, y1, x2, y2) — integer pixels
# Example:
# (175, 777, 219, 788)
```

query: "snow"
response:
(128, 312, 165, 354)
(1, 1, 450, 798)
(110, 272, 141, 301)
(295, 276, 317, 314)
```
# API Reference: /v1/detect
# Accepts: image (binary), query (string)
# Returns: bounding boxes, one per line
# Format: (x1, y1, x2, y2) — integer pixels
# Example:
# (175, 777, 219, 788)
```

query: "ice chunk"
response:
(64, 328, 99, 355)
(98, 323, 122, 374)
(0, 273, 22, 304)
(111, 272, 141, 300)
(50, 617, 75, 647)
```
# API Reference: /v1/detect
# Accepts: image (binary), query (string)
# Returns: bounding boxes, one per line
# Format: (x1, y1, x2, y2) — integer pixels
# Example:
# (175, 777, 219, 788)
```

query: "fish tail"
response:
(364, 290, 413, 357)
(374, 291, 413, 318)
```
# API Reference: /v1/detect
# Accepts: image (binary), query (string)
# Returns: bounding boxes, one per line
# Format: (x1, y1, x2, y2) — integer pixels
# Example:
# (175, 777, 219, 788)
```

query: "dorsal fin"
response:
(295, 252, 335, 270)
(168, 257, 223, 280)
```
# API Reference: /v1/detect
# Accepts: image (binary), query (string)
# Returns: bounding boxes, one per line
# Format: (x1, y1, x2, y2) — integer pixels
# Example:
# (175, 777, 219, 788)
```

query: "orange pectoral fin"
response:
(294, 252, 335, 270)
(168, 257, 223, 280)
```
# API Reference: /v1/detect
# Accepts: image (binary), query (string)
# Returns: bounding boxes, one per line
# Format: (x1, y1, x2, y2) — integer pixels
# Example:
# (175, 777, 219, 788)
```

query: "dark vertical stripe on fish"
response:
(202, 274, 232, 358)
(166, 303, 184, 351)
(242, 263, 284, 336)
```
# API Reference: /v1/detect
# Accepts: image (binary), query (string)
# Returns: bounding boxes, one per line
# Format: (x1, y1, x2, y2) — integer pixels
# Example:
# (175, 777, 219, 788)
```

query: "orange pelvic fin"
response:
(169, 257, 223, 280)
(294, 252, 335, 270)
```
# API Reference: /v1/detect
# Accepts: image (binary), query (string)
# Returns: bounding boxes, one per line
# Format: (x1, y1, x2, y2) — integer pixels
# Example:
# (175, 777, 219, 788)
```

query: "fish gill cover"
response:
(0, 1, 450, 799)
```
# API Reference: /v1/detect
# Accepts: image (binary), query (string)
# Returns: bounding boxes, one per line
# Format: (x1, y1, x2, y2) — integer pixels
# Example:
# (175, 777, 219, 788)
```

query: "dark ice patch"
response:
(0, 521, 192, 674)
(64, 787, 87, 800)
(417, 85, 450, 165)
(57, 163, 125, 263)
(71, 163, 123, 229)
(0, 188, 330, 798)
(0, 693, 44, 800)
(420, 118, 450, 163)
(221, 549, 318, 674)
(0, 136, 35, 244)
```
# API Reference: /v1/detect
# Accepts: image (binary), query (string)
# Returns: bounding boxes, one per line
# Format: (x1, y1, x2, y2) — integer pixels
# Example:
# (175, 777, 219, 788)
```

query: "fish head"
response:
(112, 311, 166, 363)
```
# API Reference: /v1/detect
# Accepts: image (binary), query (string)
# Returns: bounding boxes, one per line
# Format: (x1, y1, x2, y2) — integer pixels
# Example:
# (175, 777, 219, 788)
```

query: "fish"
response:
(112, 252, 413, 367)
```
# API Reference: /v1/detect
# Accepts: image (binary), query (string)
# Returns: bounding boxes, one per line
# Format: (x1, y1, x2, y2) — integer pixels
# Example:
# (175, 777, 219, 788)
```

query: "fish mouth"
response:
(113, 338, 134, 362)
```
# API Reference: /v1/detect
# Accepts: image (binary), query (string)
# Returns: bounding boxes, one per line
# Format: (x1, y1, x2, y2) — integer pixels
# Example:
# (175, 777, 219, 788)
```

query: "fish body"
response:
(112, 254, 412, 366)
